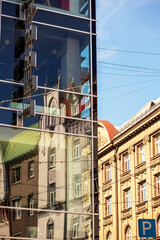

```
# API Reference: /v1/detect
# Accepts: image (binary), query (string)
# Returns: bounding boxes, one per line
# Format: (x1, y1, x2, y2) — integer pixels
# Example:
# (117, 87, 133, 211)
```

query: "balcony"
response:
(121, 207, 132, 220)
(136, 201, 148, 215)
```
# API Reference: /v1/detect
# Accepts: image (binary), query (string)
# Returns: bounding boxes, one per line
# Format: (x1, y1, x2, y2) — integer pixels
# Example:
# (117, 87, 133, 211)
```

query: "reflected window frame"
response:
(12, 166, 21, 184)
(13, 198, 21, 220)
(73, 138, 81, 160)
(28, 161, 34, 179)
(28, 194, 34, 216)
(72, 217, 79, 239)
(49, 148, 56, 168)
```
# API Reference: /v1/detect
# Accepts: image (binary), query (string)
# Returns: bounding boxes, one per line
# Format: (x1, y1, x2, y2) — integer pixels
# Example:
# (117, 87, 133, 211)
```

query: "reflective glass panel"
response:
(0, 126, 93, 214)
(0, 17, 90, 91)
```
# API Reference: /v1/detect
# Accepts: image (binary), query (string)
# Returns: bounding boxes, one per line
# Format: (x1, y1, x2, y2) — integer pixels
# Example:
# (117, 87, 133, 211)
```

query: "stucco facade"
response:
(98, 98, 160, 240)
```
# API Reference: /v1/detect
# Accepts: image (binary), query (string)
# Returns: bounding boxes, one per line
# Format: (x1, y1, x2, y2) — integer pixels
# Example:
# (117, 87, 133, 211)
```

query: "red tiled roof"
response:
(99, 120, 118, 141)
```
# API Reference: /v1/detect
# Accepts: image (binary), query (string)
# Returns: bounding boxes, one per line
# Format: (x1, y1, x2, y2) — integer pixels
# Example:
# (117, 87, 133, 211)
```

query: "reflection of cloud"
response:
(97, 0, 128, 41)
(98, 49, 115, 61)
(132, 0, 154, 8)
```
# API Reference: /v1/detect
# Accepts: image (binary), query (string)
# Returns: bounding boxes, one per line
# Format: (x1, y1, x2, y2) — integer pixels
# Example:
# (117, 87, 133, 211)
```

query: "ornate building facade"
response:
(98, 98, 160, 240)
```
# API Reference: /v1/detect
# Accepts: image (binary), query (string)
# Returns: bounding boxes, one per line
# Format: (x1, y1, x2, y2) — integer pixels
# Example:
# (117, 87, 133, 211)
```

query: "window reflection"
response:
(34, 0, 89, 17)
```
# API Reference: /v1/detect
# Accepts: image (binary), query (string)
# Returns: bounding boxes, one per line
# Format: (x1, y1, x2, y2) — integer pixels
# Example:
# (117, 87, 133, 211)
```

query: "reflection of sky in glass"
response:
(81, 46, 89, 69)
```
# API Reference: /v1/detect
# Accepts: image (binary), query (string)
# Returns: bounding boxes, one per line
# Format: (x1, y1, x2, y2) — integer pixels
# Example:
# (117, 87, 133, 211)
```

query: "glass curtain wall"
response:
(0, 0, 98, 239)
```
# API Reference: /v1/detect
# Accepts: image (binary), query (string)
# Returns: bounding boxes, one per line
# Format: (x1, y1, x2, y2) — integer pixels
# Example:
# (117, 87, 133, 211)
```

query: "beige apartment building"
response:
(98, 98, 160, 240)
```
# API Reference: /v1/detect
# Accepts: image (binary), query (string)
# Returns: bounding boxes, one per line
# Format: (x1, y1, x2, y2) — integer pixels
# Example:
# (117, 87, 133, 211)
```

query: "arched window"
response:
(126, 226, 132, 240)
(158, 216, 160, 236)
(107, 231, 112, 240)
(47, 218, 54, 239)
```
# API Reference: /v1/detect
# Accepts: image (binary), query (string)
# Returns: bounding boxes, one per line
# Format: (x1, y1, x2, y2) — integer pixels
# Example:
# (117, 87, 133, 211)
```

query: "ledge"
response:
(121, 207, 132, 220)
(152, 195, 160, 208)
(151, 154, 160, 168)
(103, 214, 113, 226)
(135, 162, 146, 176)
(136, 201, 148, 215)
(120, 170, 131, 183)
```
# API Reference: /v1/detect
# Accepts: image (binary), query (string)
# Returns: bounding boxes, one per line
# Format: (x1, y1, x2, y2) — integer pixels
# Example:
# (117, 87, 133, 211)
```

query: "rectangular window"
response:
(123, 153, 130, 172)
(28, 161, 34, 178)
(105, 164, 111, 181)
(74, 174, 81, 198)
(49, 149, 56, 168)
(140, 182, 146, 202)
(28, 194, 34, 216)
(73, 139, 80, 159)
(13, 199, 21, 220)
(124, 189, 131, 209)
(72, 217, 79, 239)
(105, 196, 112, 216)
(155, 134, 160, 155)
(13, 167, 20, 184)
(49, 183, 56, 206)
(72, 100, 79, 116)
(156, 174, 160, 196)
(138, 144, 145, 164)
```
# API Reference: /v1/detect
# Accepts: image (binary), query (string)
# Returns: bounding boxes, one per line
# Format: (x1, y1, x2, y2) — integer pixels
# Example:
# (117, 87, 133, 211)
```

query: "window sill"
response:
(135, 161, 146, 169)
(13, 181, 21, 185)
(152, 195, 160, 208)
(121, 170, 131, 177)
(103, 214, 113, 226)
(136, 201, 148, 215)
(121, 207, 132, 220)
(28, 175, 34, 180)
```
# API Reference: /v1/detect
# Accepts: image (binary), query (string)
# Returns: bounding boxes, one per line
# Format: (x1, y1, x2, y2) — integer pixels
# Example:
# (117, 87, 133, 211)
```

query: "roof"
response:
(118, 97, 160, 133)
(98, 120, 118, 150)
(99, 120, 118, 141)
(4, 124, 39, 163)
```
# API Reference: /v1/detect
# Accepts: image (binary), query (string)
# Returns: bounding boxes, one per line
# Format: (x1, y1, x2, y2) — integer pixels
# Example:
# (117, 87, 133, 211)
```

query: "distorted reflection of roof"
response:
(4, 123, 39, 162)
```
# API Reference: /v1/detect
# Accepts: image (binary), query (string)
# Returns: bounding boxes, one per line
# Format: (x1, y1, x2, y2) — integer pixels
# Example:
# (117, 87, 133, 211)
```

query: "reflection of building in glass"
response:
(0, 0, 98, 239)
(98, 98, 160, 240)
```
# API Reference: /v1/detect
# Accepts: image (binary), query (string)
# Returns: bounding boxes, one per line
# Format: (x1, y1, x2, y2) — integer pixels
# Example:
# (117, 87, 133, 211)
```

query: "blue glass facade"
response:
(0, 0, 98, 239)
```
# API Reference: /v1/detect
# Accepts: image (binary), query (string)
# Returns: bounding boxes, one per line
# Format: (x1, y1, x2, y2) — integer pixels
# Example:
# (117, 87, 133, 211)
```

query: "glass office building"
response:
(0, 0, 98, 239)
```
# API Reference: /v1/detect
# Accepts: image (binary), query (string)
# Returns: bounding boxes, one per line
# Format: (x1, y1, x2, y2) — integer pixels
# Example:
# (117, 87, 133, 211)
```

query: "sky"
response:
(96, 0, 160, 127)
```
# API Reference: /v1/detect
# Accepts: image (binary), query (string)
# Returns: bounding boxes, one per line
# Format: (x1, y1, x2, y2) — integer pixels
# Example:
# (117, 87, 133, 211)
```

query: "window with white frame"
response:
(49, 183, 56, 206)
(73, 139, 80, 159)
(156, 174, 160, 196)
(155, 134, 160, 155)
(28, 194, 34, 216)
(13, 199, 21, 220)
(138, 144, 145, 164)
(107, 232, 112, 240)
(72, 217, 79, 239)
(105, 163, 111, 182)
(74, 174, 81, 198)
(124, 188, 131, 209)
(49, 148, 56, 168)
(13, 166, 20, 184)
(72, 99, 79, 116)
(47, 219, 54, 239)
(123, 153, 130, 172)
(28, 161, 34, 178)
(105, 196, 112, 216)
(126, 226, 132, 240)
(139, 181, 146, 202)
